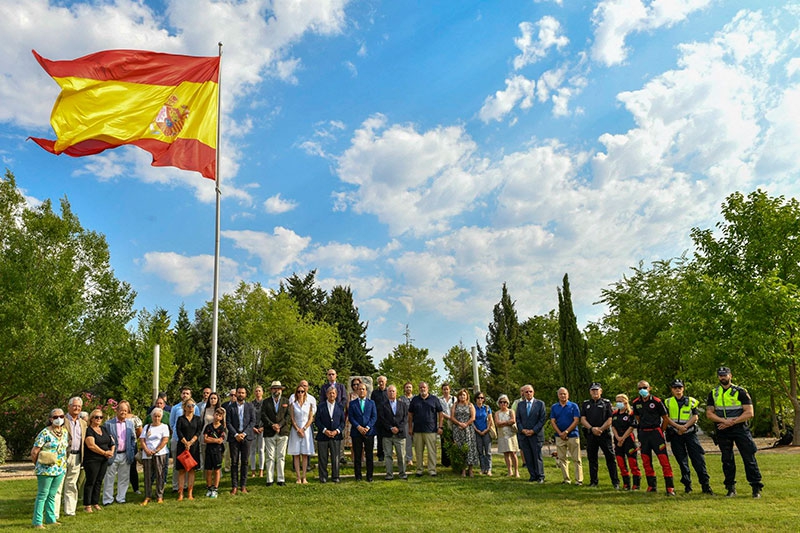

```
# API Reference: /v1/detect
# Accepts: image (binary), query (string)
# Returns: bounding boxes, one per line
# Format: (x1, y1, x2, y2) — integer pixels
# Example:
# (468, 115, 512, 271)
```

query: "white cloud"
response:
(334, 114, 493, 236)
(478, 75, 536, 123)
(141, 251, 250, 296)
(513, 17, 569, 70)
(222, 227, 311, 275)
(264, 193, 298, 214)
(591, 0, 712, 66)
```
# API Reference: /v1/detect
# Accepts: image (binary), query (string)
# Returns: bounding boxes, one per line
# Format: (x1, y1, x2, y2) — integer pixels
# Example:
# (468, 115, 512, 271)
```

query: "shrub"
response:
(0, 434, 8, 465)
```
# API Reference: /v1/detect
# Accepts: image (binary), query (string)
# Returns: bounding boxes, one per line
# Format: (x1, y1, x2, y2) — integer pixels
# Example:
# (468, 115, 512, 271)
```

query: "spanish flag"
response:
(30, 49, 219, 180)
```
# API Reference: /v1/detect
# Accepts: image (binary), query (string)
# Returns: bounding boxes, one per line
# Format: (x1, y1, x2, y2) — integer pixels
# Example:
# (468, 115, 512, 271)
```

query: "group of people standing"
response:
(539, 367, 763, 499)
(29, 366, 764, 527)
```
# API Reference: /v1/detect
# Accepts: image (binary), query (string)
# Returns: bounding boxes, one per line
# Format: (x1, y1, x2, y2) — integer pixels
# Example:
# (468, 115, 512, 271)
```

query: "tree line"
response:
(2, 170, 798, 459)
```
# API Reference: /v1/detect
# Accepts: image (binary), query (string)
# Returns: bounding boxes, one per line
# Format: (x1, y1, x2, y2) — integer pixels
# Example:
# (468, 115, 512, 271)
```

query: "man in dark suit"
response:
(226, 386, 256, 494)
(349, 383, 378, 481)
(516, 384, 546, 483)
(316, 387, 345, 483)
(261, 381, 291, 487)
(371, 375, 388, 461)
(380, 384, 408, 480)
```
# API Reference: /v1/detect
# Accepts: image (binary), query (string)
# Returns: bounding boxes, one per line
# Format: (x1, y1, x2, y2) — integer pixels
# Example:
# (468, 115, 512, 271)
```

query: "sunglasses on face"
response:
(92, 415, 103, 419)
(499, 400, 508, 404)
(52, 415, 65, 419)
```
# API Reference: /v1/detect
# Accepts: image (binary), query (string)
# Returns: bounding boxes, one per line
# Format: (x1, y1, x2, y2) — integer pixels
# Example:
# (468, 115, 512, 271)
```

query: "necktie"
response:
(360, 399, 365, 412)
(527, 401, 531, 415)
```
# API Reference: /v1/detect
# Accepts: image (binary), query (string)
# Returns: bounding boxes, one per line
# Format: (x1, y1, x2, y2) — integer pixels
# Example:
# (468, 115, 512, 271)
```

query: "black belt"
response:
(116, 450, 127, 454)
(70, 450, 81, 454)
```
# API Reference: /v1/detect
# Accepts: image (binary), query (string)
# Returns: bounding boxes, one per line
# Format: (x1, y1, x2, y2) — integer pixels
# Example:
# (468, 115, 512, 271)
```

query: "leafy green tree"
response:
(379, 336, 439, 389)
(279, 270, 326, 321)
(0, 170, 134, 456)
(118, 308, 177, 412)
(484, 283, 521, 400)
(170, 305, 205, 395)
(515, 311, 561, 403)
(594, 260, 690, 398)
(323, 285, 375, 377)
(193, 282, 340, 393)
(689, 190, 800, 443)
(557, 274, 592, 397)
(443, 341, 488, 392)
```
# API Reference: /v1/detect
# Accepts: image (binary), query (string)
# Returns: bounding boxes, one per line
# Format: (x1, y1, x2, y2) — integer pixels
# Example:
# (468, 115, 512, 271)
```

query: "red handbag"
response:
(177, 449, 197, 471)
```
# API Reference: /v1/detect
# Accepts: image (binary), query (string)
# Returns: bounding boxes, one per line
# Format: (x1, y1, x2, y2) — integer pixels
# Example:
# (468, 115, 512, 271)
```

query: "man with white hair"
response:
(57, 396, 86, 517)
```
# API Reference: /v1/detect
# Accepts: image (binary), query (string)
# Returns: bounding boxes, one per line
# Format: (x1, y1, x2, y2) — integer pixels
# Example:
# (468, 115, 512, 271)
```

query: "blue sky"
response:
(2, 0, 800, 374)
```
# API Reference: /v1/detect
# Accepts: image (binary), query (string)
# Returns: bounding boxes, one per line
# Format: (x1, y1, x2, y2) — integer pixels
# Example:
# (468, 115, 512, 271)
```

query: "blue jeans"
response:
(33, 474, 64, 526)
(476, 431, 492, 473)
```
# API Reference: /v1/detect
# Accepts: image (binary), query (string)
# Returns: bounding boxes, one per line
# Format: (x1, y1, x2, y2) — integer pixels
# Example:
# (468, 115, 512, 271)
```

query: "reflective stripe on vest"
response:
(665, 396, 696, 424)
(712, 386, 744, 419)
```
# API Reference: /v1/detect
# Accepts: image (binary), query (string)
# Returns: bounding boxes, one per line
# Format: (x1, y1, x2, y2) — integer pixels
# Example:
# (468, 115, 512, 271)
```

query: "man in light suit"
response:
(103, 401, 138, 504)
(380, 384, 408, 480)
(57, 396, 87, 517)
(261, 381, 291, 487)
(516, 384, 546, 483)
(349, 383, 378, 481)
(226, 386, 256, 494)
(316, 387, 345, 483)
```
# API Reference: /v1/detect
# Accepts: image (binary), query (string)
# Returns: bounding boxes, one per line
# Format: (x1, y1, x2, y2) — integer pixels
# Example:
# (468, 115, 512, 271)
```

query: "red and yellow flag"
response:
(30, 49, 220, 180)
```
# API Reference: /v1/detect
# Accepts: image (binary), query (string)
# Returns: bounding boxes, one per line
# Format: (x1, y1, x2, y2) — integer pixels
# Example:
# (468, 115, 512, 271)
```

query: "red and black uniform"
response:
(631, 395, 674, 493)
(611, 408, 641, 489)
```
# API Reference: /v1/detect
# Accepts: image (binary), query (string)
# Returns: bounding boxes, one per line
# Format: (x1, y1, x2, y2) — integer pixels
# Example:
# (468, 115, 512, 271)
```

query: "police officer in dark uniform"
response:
(579, 383, 619, 489)
(706, 367, 763, 498)
(664, 379, 712, 494)
(631, 380, 675, 496)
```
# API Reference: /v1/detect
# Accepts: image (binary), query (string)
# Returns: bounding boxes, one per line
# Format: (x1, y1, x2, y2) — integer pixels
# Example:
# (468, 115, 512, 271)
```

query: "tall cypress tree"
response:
(558, 273, 592, 395)
(323, 285, 375, 377)
(485, 283, 520, 399)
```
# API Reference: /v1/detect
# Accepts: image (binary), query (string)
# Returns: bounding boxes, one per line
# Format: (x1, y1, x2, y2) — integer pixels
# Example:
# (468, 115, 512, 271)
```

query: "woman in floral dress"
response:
(450, 388, 479, 477)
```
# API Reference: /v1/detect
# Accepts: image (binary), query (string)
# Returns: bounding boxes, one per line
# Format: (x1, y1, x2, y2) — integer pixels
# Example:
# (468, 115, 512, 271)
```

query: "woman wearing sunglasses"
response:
(288, 387, 315, 484)
(82, 409, 115, 513)
(31, 408, 70, 528)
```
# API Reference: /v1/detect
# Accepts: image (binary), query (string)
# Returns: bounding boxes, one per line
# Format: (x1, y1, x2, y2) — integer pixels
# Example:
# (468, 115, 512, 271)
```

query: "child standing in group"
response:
(203, 408, 227, 498)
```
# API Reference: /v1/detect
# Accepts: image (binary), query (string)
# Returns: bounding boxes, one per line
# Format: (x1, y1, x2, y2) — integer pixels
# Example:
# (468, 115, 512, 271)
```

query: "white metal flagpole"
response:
(210, 42, 223, 393)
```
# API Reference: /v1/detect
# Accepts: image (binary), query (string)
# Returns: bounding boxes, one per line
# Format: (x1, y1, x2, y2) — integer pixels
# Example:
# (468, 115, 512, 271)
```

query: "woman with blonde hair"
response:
(494, 394, 519, 477)
(612, 393, 641, 490)
(83, 409, 114, 512)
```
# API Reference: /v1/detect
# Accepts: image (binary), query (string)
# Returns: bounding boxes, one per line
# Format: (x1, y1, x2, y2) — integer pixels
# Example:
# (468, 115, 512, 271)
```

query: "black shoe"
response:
(613, 484, 620, 490)
(332, 478, 340, 483)
(684, 485, 693, 494)
(588, 482, 599, 488)
(726, 488, 736, 497)
(752, 489, 762, 499)
(265, 482, 273, 487)
(415, 473, 423, 477)
(277, 482, 285, 487)
(319, 479, 327, 484)
(701, 484, 713, 495)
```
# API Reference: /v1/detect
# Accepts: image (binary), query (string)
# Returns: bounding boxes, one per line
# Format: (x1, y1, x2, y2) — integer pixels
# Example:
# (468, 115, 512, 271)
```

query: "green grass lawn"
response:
(2, 451, 798, 532)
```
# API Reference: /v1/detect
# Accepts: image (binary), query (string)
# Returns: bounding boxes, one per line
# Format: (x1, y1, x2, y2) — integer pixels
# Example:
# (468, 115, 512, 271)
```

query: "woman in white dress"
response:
(288, 386, 314, 484)
(494, 394, 519, 477)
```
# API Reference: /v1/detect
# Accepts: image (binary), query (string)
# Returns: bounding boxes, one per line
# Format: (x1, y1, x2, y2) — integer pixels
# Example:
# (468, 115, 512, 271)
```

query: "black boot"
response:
(646, 476, 657, 492)
(701, 484, 713, 495)
(621, 475, 631, 490)
(632, 475, 641, 490)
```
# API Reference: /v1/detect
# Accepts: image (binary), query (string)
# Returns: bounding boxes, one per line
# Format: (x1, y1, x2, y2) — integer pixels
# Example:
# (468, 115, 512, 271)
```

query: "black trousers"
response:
(670, 430, 709, 487)
(229, 439, 250, 489)
(717, 426, 762, 490)
(318, 439, 341, 482)
(352, 433, 374, 480)
(519, 434, 544, 481)
(83, 459, 108, 506)
(585, 431, 619, 485)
